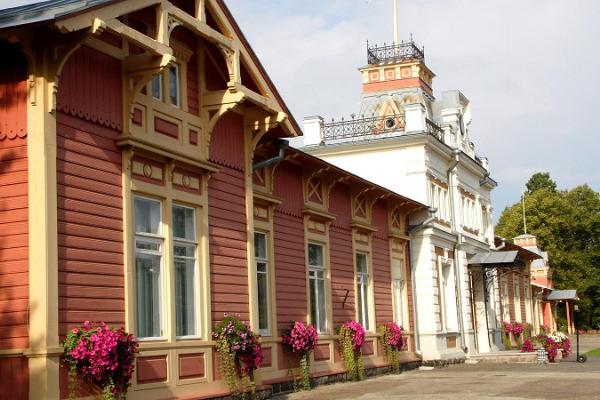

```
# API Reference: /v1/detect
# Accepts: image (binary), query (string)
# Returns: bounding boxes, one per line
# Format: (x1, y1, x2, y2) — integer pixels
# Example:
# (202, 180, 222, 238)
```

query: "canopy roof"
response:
(468, 250, 524, 268)
(545, 290, 578, 301)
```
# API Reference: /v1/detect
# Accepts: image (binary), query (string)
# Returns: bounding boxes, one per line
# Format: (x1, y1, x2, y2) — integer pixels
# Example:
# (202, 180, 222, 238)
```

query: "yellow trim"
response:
(26, 44, 60, 400)
(123, 148, 213, 394)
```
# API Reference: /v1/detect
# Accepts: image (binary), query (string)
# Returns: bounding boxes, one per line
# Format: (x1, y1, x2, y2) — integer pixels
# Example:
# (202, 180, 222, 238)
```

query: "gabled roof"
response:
(0, 0, 302, 136)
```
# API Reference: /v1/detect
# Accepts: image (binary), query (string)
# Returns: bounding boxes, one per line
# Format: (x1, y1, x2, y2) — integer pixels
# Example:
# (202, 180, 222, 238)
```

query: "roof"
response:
(0, 0, 303, 137)
(0, 0, 111, 29)
(545, 290, 578, 301)
(531, 281, 551, 290)
(286, 145, 427, 212)
(468, 250, 520, 266)
(514, 233, 536, 239)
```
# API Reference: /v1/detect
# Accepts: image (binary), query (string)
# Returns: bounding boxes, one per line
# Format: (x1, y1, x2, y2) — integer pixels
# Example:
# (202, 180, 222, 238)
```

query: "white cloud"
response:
(228, 0, 600, 215)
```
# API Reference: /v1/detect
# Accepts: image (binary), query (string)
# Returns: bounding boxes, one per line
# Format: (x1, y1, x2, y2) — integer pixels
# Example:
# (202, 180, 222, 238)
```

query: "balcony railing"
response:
(322, 114, 444, 143)
(425, 119, 444, 140)
(323, 114, 406, 141)
(367, 40, 425, 65)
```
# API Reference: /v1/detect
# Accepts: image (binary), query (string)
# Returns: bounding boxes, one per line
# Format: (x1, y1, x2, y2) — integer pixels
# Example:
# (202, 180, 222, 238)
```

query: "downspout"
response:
(447, 148, 468, 353)
(252, 139, 288, 171)
(407, 208, 437, 356)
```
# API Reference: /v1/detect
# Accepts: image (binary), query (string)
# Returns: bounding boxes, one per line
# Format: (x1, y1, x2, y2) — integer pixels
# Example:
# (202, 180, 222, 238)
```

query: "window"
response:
(356, 252, 370, 331)
(150, 64, 180, 107)
(254, 232, 271, 336)
(501, 280, 510, 321)
(134, 197, 164, 339)
(151, 73, 163, 101)
(392, 258, 405, 327)
(514, 278, 522, 321)
(439, 259, 458, 332)
(173, 204, 198, 337)
(308, 243, 327, 333)
(169, 64, 180, 108)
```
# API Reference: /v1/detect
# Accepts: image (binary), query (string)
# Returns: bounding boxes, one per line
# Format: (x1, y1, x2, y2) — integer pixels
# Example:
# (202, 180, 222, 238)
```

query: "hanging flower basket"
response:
(338, 321, 365, 381)
(62, 321, 138, 400)
(212, 314, 263, 399)
(281, 321, 318, 391)
(378, 322, 406, 373)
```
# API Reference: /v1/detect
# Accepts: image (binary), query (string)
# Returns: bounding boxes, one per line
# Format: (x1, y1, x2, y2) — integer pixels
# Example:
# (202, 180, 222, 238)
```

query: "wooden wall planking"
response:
(56, 46, 124, 337)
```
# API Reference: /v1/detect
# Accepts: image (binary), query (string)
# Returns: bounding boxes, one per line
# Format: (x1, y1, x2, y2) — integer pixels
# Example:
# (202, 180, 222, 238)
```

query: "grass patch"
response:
(585, 348, 600, 357)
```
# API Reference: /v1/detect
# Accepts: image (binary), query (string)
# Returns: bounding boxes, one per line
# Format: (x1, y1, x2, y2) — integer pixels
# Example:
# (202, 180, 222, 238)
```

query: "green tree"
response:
(525, 172, 557, 194)
(496, 177, 600, 329)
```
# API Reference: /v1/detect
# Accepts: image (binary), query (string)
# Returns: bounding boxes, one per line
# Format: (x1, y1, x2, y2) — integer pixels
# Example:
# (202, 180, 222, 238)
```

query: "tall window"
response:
(440, 260, 458, 331)
(514, 278, 522, 321)
(501, 279, 510, 321)
(308, 243, 327, 333)
(356, 253, 370, 331)
(151, 73, 163, 101)
(254, 232, 271, 336)
(135, 197, 163, 339)
(169, 64, 180, 108)
(392, 258, 405, 327)
(173, 204, 198, 337)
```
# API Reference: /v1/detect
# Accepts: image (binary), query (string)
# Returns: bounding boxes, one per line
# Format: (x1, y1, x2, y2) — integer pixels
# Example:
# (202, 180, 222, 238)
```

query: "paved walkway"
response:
(277, 335, 600, 400)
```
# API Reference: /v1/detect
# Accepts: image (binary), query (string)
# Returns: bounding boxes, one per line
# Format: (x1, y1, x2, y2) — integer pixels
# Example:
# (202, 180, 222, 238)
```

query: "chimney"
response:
(303, 115, 324, 146)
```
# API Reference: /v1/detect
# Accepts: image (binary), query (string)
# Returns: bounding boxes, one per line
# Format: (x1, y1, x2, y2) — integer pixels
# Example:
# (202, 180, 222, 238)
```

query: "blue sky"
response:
(4, 0, 600, 222)
(226, 0, 600, 221)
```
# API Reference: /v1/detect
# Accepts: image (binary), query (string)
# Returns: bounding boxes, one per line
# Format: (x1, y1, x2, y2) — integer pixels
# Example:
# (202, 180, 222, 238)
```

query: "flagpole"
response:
(393, 0, 399, 45)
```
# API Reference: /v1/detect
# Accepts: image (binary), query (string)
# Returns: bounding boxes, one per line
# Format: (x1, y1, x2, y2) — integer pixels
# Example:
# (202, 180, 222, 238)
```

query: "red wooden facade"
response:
(0, 1, 424, 399)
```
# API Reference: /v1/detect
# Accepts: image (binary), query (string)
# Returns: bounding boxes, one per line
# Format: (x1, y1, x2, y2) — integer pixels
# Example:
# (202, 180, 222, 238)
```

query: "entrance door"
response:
(472, 270, 491, 353)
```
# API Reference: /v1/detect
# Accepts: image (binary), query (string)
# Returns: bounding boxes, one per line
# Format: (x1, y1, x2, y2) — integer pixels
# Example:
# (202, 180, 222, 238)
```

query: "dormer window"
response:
(150, 63, 181, 108)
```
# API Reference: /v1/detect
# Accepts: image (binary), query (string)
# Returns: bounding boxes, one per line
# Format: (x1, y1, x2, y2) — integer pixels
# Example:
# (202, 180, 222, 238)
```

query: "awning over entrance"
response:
(544, 290, 578, 301)
(468, 250, 525, 269)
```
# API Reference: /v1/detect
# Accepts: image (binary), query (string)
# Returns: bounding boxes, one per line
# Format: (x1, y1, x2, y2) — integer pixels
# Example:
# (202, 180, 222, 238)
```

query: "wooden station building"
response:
(0, 0, 425, 398)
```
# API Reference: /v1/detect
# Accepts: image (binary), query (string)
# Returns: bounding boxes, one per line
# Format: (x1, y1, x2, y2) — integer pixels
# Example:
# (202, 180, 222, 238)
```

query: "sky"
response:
(4, 0, 600, 220)
(224, 0, 600, 220)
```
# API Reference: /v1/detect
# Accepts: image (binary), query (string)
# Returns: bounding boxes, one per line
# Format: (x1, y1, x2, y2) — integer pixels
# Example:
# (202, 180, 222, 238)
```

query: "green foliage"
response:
(378, 325, 399, 373)
(526, 172, 557, 193)
(496, 176, 600, 330)
(212, 316, 261, 400)
(501, 323, 512, 350)
(338, 326, 364, 381)
(586, 348, 600, 357)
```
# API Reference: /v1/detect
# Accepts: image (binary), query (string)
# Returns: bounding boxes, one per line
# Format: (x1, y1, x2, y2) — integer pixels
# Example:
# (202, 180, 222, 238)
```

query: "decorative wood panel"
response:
(313, 343, 330, 361)
(209, 112, 245, 170)
(56, 46, 122, 131)
(179, 353, 205, 379)
(137, 355, 168, 384)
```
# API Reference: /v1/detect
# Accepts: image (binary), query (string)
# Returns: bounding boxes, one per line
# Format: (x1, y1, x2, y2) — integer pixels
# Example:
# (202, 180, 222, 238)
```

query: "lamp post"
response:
(574, 304, 587, 363)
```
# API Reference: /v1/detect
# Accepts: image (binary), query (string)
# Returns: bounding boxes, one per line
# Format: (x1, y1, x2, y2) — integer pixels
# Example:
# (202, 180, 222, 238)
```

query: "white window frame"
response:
(134, 195, 165, 340)
(308, 242, 327, 334)
(172, 203, 200, 339)
(254, 231, 271, 337)
(391, 257, 406, 328)
(514, 277, 522, 321)
(168, 63, 181, 108)
(355, 252, 371, 331)
(151, 73, 163, 101)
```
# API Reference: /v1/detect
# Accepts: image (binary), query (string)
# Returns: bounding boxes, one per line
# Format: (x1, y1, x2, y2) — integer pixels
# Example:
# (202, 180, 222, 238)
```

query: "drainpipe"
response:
(252, 139, 288, 171)
(407, 207, 437, 356)
(447, 148, 468, 353)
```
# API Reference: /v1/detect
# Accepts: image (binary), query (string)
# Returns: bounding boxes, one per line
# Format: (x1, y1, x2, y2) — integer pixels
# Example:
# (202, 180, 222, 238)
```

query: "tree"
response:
(525, 172, 557, 193)
(496, 175, 600, 330)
